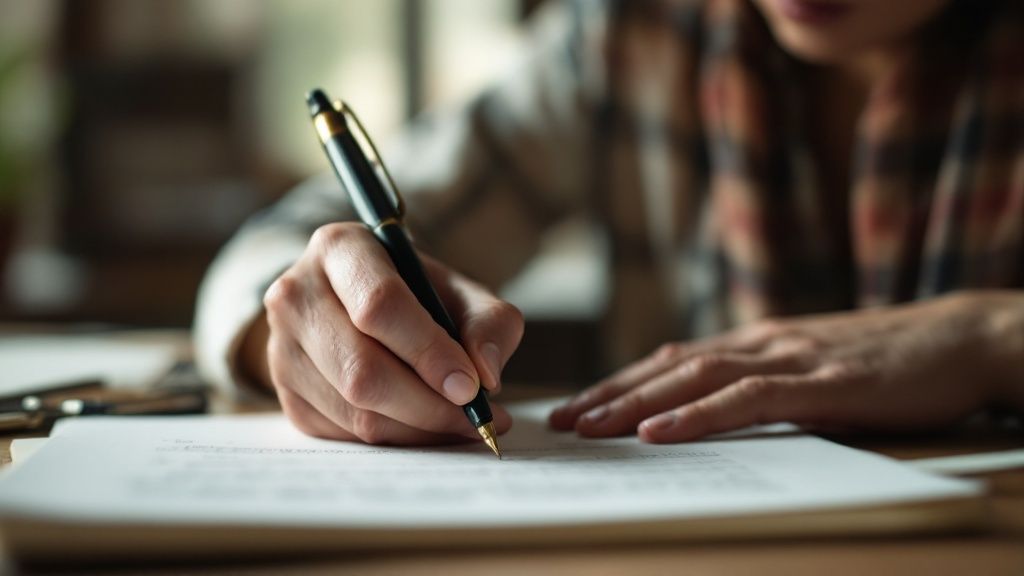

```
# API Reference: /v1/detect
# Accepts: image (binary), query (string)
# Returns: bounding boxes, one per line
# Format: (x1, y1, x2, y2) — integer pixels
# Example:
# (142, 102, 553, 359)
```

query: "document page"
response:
(0, 399, 979, 528)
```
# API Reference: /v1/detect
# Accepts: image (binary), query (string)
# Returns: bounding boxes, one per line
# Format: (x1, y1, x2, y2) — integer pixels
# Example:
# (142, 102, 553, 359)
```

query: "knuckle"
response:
(653, 342, 680, 362)
(751, 318, 786, 339)
(349, 277, 405, 335)
(350, 410, 387, 444)
(783, 333, 825, 356)
(468, 300, 525, 343)
(309, 222, 353, 251)
(263, 274, 302, 315)
(736, 375, 778, 400)
(816, 359, 872, 383)
(680, 354, 729, 378)
(494, 301, 525, 346)
(338, 356, 383, 408)
(778, 339, 820, 365)
(492, 300, 524, 329)
(784, 353, 817, 374)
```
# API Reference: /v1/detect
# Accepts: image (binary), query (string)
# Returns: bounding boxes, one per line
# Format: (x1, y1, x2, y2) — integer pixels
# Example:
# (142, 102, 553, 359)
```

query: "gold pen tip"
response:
(477, 422, 502, 459)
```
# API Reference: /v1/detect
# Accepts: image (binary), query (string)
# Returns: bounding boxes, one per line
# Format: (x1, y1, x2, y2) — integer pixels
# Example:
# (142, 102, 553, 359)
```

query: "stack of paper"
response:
(0, 399, 984, 562)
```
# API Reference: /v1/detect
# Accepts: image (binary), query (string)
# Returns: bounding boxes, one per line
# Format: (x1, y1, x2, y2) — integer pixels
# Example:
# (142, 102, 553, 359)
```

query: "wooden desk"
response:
(2, 376, 1022, 574)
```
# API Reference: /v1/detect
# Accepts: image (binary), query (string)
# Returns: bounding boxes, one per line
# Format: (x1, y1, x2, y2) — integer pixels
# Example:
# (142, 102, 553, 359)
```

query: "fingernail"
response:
(481, 342, 502, 391)
(443, 371, 478, 404)
(582, 405, 610, 424)
(641, 412, 676, 432)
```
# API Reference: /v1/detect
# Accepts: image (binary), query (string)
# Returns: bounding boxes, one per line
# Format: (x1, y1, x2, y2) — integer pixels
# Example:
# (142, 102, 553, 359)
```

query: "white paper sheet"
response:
(0, 336, 179, 400)
(910, 449, 1024, 476)
(8, 438, 49, 467)
(0, 399, 979, 528)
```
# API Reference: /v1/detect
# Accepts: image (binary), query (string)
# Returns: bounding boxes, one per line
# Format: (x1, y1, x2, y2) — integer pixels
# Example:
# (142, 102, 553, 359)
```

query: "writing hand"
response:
(243, 222, 523, 445)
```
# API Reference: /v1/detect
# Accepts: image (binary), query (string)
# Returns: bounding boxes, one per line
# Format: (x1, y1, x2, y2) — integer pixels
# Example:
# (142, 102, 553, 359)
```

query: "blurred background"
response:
(0, 0, 551, 326)
(0, 0, 605, 383)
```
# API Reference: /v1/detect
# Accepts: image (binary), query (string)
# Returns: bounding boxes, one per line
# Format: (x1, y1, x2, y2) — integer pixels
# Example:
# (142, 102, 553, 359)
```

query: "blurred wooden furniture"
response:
(0, 1, 290, 328)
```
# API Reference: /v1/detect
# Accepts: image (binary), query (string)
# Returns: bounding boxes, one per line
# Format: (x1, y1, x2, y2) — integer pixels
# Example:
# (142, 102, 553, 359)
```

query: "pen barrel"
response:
(325, 130, 398, 226)
(373, 222, 493, 428)
(373, 222, 460, 341)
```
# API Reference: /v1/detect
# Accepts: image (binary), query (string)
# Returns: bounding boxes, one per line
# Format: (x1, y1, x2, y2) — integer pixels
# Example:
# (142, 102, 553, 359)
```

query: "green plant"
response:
(0, 46, 32, 208)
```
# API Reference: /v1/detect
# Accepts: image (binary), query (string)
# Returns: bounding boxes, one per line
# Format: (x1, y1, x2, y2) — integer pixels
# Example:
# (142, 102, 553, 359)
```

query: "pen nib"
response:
(477, 422, 502, 459)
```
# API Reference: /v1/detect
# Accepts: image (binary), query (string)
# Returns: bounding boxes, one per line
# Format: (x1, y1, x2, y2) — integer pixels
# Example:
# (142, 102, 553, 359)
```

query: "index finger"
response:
(312, 223, 481, 405)
(638, 374, 828, 442)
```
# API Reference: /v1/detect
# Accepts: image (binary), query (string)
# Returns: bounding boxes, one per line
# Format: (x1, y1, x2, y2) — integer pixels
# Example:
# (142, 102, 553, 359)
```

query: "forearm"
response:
(979, 290, 1024, 414)
(192, 224, 308, 396)
(192, 176, 337, 395)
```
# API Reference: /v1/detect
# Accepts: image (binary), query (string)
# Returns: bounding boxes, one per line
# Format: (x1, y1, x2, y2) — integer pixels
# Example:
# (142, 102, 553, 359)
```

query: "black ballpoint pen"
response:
(305, 88, 501, 458)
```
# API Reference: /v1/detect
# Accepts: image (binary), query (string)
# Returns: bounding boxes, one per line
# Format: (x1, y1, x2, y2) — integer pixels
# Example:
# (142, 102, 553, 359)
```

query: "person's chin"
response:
(754, 0, 862, 63)
(771, 27, 861, 64)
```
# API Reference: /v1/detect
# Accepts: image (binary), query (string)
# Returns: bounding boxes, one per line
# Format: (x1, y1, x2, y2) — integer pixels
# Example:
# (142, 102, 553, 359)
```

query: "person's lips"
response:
(775, 0, 853, 25)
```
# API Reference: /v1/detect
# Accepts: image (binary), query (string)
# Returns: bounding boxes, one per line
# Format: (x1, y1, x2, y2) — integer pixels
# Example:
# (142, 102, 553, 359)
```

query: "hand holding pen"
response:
(240, 89, 521, 451)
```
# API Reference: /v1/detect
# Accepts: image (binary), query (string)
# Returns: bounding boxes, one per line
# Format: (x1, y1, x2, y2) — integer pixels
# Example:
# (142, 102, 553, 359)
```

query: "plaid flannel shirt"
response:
(195, 0, 1023, 392)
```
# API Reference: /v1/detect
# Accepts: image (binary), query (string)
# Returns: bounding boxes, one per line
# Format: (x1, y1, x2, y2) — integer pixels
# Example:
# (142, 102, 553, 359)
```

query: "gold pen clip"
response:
(334, 100, 406, 221)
